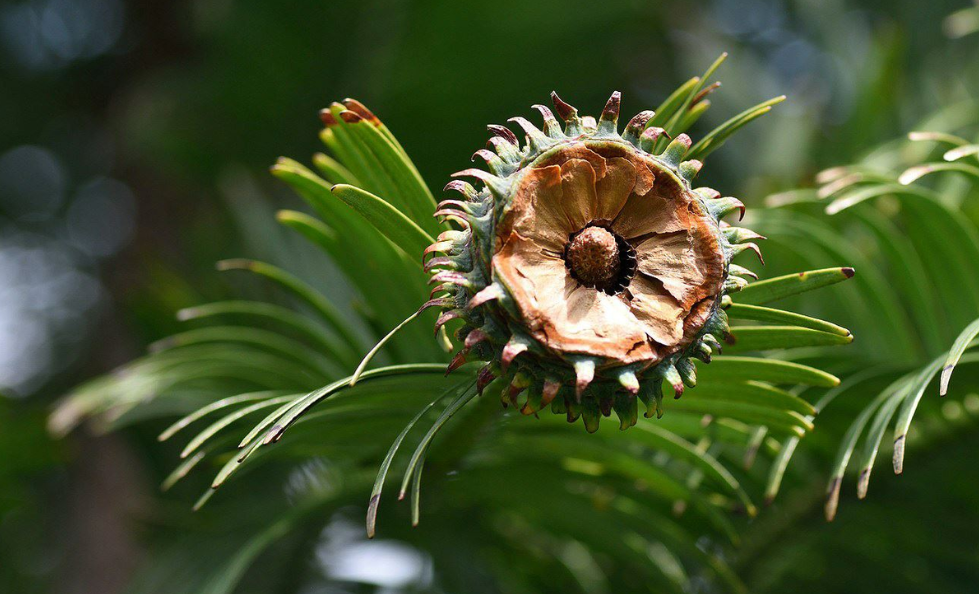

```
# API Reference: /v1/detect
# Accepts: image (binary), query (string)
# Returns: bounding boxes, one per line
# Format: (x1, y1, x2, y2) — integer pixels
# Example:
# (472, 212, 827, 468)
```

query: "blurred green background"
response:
(2, 0, 978, 592)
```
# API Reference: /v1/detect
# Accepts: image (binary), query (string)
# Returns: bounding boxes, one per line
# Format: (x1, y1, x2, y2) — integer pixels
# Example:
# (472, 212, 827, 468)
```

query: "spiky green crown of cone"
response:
(424, 91, 763, 432)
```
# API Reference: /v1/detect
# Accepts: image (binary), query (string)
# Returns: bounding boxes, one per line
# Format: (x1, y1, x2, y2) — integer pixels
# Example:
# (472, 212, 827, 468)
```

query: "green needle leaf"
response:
(398, 382, 478, 500)
(330, 184, 435, 260)
(726, 303, 851, 336)
(697, 357, 840, 387)
(158, 391, 284, 442)
(216, 259, 363, 350)
(692, 380, 816, 416)
(724, 326, 854, 352)
(181, 396, 295, 459)
(939, 319, 979, 396)
(351, 308, 426, 385)
(367, 391, 452, 538)
(735, 268, 855, 305)
(161, 450, 206, 492)
(899, 161, 979, 185)
(312, 151, 360, 186)
(688, 95, 786, 161)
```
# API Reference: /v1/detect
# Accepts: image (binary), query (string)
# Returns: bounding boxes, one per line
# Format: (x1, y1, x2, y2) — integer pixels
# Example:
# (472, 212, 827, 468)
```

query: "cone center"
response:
(566, 225, 622, 290)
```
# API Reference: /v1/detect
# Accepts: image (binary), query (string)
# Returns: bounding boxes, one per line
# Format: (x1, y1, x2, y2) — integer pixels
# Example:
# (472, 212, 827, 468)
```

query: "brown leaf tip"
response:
(319, 109, 338, 126)
(550, 91, 577, 121)
(339, 110, 363, 124)
(601, 91, 622, 122)
(487, 124, 518, 146)
(366, 494, 380, 539)
(341, 98, 381, 126)
(691, 81, 721, 106)
(625, 110, 655, 132)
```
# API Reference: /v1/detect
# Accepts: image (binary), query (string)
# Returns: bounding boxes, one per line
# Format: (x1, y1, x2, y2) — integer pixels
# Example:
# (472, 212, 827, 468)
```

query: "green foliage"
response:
(5, 1, 977, 592)
(750, 104, 979, 521)
(48, 62, 869, 593)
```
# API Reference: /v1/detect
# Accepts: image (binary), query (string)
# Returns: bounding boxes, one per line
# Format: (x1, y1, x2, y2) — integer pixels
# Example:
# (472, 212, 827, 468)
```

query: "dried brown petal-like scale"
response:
(494, 143, 725, 366)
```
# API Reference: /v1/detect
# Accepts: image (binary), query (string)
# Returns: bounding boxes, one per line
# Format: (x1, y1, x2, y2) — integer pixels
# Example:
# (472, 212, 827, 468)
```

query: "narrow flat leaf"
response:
(632, 424, 756, 515)
(672, 399, 811, 435)
(237, 398, 304, 449)
(161, 450, 206, 491)
(159, 391, 284, 442)
(336, 116, 439, 232)
(825, 385, 898, 521)
(409, 452, 426, 526)
(649, 77, 701, 128)
(854, 388, 903, 498)
(661, 53, 727, 135)
(899, 199, 979, 324)
(757, 211, 916, 357)
(944, 144, 979, 161)
(271, 159, 431, 350)
(688, 95, 786, 160)
(318, 110, 389, 197)
(817, 171, 891, 200)
(899, 162, 979, 185)
(151, 326, 338, 380)
(177, 300, 346, 364)
(692, 380, 816, 416)
(766, 368, 893, 504)
(724, 326, 853, 352)
(735, 268, 855, 305)
(743, 426, 768, 470)
(940, 318, 979, 395)
(696, 356, 840, 387)
(907, 131, 969, 145)
(263, 365, 450, 449)
(216, 259, 362, 350)
(276, 209, 340, 256)
(825, 183, 936, 215)
(726, 303, 851, 336)
(763, 437, 800, 505)
(330, 184, 434, 260)
(398, 381, 478, 498)
(671, 99, 711, 138)
(312, 151, 360, 186)
(351, 308, 424, 385)
(181, 396, 296, 459)
(848, 207, 945, 355)
(893, 350, 979, 474)
(367, 390, 453, 538)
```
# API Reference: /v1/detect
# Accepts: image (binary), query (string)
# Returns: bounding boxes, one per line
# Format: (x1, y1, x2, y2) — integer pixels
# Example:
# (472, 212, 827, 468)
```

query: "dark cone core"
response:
(565, 224, 637, 293)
